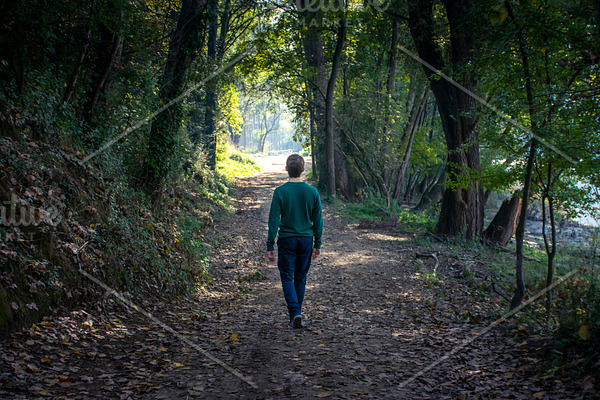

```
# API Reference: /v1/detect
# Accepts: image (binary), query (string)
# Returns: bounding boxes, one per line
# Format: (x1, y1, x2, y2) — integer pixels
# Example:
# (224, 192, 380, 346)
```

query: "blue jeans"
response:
(277, 236, 313, 321)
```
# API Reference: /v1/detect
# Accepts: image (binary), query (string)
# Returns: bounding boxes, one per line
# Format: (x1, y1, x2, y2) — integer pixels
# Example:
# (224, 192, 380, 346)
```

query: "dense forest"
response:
(1, 0, 599, 398)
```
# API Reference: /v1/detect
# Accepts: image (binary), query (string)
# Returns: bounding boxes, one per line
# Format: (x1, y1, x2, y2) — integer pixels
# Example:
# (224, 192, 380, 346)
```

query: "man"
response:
(267, 154, 323, 328)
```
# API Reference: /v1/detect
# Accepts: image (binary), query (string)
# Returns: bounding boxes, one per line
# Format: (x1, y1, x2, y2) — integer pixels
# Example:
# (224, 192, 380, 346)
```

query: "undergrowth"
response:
(338, 193, 437, 232)
(0, 129, 259, 333)
(339, 193, 402, 222)
(216, 143, 260, 183)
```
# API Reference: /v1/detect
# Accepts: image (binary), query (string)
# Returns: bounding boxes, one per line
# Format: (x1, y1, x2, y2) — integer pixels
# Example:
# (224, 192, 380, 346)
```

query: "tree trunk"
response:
(309, 105, 318, 181)
(324, 22, 346, 197)
(299, 4, 327, 190)
(483, 194, 522, 246)
(335, 147, 354, 199)
(202, 0, 219, 169)
(542, 163, 557, 315)
(393, 92, 427, 201)
(84, 5, 124, 124)
(414, 179, 444, 211)
(63, 1, 96, 104)
(381, 17, 399, 189)
(144, 0, 208, 197)
(506, 0, 538, 309)
(408, 0, 483, 240)
(199, 0, 231, 169)
(386, 19, 399, 99)
(259, 113, 268, 152)
(404, 171, 421, 204)
(339, 126, 387, 198)
(511, 138, 537, 309)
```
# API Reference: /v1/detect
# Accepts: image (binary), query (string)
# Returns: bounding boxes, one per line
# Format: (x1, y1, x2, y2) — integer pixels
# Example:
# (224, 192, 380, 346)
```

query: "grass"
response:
(338, 194, 437, 233)
(398, 210, 437, 232)
(216, 144, 260, 183)
(338, 193, 401, 222)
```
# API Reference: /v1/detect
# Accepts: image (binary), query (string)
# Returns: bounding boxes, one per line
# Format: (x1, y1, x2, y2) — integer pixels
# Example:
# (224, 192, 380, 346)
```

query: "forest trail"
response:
(0, 155, 586, 399)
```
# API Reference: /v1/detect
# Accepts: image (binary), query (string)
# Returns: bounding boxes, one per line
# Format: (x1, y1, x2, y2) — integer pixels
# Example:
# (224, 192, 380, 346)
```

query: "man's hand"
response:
(267, 250, 276, 261)
(312, 248, 321, 259)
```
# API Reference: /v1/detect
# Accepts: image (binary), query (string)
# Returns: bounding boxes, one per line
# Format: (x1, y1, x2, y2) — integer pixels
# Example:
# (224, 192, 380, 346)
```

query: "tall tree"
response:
(201, 0, 221, 169)
(324, 21, 346, 197)
(83, 1, 125, 125)
(407, 0, 484, 239)
(298, 4, 328, 190)
(144, 0, 208, 197)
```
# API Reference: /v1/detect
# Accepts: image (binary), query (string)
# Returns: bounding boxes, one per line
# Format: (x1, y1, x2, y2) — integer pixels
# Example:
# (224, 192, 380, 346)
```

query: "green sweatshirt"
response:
(266, 181, 323, 251)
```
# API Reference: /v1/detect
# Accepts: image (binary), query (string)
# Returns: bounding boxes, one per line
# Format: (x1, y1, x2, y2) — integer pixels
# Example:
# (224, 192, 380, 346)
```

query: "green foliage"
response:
(398, 210, 436, 232)
(339, 193, 400, 222)
(216, 143, 260, 183)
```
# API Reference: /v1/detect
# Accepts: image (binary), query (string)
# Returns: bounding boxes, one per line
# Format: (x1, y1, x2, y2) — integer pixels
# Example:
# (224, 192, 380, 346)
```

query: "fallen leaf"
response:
(578, 324, 591, 340)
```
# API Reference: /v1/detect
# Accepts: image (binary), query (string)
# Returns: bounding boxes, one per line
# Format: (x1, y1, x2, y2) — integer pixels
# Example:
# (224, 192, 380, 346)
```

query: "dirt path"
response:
(149, 155, 583, 399)
(0, 156, 587, 399)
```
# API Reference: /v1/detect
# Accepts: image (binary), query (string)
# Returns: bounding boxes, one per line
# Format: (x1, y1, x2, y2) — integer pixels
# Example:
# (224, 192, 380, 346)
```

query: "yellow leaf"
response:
(317, 392, 332, 398)
(231, 334, 238, 341)
(159, 347, 168, 352)
(578, 324, 591, 340)
(173, 362, 185, 367)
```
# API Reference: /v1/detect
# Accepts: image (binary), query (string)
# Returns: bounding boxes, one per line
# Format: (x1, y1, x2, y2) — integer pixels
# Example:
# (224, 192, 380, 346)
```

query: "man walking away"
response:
(266, 154, 323, 328)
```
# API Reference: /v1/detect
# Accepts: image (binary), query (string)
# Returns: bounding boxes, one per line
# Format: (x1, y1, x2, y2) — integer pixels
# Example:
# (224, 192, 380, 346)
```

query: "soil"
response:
(0, 155, 593, 399)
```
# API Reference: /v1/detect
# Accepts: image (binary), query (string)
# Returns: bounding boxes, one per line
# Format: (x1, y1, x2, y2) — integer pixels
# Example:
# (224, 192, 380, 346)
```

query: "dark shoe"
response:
(292, 315, 303, 329)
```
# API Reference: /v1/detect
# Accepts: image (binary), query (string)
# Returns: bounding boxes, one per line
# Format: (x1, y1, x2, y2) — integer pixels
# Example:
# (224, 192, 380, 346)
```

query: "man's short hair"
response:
(286, 154, 304, 178)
